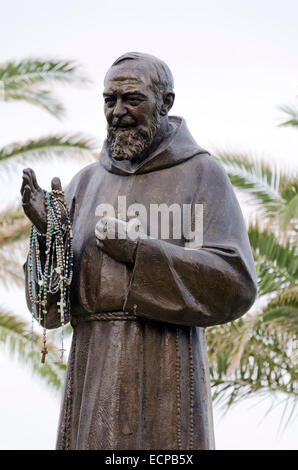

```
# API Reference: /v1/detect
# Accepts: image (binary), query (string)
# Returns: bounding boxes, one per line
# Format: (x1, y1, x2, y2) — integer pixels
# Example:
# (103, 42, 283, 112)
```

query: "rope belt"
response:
(71, 311, 138, 327)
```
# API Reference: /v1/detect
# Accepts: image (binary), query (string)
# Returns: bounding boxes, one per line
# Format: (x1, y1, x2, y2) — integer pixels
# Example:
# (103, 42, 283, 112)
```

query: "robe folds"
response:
(24, 116, 257, 450)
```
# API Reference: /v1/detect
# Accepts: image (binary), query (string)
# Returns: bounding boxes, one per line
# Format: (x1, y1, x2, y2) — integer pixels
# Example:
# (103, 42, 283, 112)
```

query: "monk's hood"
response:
(99, 116, 209, 176)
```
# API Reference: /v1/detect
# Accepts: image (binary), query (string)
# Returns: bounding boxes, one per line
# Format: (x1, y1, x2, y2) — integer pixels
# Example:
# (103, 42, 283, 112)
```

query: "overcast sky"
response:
(0, 0, 297, 450)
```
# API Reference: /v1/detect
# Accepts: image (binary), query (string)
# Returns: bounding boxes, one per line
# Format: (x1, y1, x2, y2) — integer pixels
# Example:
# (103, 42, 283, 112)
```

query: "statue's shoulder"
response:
(191, 152, 229, 182)
(65, 161, 98, 200)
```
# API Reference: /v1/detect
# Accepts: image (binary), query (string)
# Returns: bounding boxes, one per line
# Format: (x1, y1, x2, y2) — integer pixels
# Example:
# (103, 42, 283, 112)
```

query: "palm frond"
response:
(0, 58, 90, 118)
(278, 104, 298, 128)
(249, 223, 298, 296)
(0, 58, 89, 90)
(0, 245, 26, 286)
(6, 89, 65, 118)
(0, 205, 26, 226)
(0, 206, 30, 249)
(0, 134, 98, 164)
(0, 207, 30, 285)
(209, 147, 297, 426)
(215, 152, 286, 216)
(280, 178, 298, 204)
(277, 178, 298, 231)
(262, 287, 298, 334)
(0, 308, 66, 391)
(207, 313, 297, 424)
(279, 195, 298, 231)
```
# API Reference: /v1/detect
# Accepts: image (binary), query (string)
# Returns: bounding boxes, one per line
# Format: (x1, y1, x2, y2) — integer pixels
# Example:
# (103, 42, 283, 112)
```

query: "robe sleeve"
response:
(123, 156, 257, 327)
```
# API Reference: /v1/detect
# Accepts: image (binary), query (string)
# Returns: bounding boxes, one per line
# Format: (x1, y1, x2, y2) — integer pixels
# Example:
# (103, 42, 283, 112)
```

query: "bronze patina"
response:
(21, 52, 257, 450)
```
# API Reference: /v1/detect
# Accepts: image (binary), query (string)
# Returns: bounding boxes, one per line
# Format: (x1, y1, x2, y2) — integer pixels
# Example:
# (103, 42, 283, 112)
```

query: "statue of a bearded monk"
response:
(21, 52, 257, 450)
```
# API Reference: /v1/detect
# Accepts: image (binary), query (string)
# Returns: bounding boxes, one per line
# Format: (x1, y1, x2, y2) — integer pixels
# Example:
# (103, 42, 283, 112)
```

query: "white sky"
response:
(0, 0, 297, 450)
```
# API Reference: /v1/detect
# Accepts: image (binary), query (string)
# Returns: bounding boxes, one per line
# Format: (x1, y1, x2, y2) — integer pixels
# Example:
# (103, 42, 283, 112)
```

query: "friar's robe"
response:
(24, 116, 257, 450)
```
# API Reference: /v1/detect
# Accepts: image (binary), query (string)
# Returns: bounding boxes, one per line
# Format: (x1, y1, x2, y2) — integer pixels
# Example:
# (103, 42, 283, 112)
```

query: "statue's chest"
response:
(72, 163, 199, 251)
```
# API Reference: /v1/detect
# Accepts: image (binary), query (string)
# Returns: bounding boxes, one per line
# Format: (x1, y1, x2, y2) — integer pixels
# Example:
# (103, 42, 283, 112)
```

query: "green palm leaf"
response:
(249, 223, 298, 296)
(211, 127, 297, 426)
(6, 89, 65, 118)
(207, 314, 297, 425)
(0, 56, 92, 398)
(278, 104, 298, 128)
(0, 245, 25, 286)
(279, 194, 298, 231)
(278, 178, 298, 230)
(0, 134, 98, 164)
(0, 58, 90, 118)
(262, 287, 298, 334)
(215, 152, 286, 216)
(0, 207, 30, 285)
(216, 152, 298, 230)
(0, 58, 88, 88)
(0, 308, 66, 391)
(0, 206, 30, 249)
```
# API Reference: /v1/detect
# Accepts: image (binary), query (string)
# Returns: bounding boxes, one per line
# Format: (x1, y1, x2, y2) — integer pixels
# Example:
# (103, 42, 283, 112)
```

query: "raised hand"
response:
(21, 168, 63, 233)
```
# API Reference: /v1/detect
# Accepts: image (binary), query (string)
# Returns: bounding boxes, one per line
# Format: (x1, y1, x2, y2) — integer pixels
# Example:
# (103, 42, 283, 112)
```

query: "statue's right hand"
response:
(20, 168, 47, 233)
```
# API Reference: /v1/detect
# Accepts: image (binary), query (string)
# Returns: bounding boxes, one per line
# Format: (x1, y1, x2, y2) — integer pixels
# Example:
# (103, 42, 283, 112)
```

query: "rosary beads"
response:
(27, 189, 73, 364)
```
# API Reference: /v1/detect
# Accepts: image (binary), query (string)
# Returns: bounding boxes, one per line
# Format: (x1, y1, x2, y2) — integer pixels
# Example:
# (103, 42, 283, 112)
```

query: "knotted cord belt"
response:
(71, 311, 138, 327)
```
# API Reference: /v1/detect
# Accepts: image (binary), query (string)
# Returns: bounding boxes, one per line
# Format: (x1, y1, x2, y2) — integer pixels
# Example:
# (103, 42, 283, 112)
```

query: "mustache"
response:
(109, 117, 137, 129)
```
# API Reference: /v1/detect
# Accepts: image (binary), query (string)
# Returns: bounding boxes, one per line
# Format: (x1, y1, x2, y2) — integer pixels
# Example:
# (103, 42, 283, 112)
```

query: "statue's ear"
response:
(160, 92, 175, 116)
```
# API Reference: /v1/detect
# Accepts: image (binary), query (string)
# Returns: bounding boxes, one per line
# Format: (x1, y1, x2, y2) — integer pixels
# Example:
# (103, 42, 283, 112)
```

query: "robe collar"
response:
(99, 116, 209, 175)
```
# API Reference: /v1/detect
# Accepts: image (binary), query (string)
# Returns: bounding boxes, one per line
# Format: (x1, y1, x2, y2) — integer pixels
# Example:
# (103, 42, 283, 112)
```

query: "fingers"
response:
(21, 174, 30, 195)
(95, 216, 128, 240)
(21, 168, 39, 195)
(21, 169, 62, 195)
(127, 217, 143, 241)
(22, 185, 31, 204)
(95, 218, 108, 240)
(51, 177, 62, 192)
(30, 169, 40, 190)
(21, 169, 32, 195)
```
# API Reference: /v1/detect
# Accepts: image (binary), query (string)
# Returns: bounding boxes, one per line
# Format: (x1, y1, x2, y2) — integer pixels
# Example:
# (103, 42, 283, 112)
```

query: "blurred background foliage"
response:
(207, 105, 298, 427)
(0, 57, 97, 389)
(0, 57, 297, 427)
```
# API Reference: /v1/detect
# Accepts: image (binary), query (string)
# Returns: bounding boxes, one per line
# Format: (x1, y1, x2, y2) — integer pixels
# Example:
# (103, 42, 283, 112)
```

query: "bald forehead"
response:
(104, 62, 155, 89)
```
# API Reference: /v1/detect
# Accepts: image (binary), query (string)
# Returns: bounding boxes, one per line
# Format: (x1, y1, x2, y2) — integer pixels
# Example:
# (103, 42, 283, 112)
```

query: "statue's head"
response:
(103, 52, 175, 161)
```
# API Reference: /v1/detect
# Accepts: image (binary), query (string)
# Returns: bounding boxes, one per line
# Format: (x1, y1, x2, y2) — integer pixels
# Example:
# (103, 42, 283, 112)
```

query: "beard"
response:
(107, 109, 160, 161)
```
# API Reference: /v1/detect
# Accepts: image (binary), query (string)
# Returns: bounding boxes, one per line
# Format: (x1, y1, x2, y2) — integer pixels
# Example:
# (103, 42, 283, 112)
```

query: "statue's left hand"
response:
(95, 216, 139, 264)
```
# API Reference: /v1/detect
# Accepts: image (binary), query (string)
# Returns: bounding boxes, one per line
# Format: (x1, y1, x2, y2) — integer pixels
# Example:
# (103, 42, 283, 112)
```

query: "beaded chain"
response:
(27, 189, 73, 364)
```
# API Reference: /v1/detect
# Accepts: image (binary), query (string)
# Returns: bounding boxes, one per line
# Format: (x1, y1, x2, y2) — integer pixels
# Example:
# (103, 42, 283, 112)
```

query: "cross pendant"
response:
(41, 347, 48, 364)
(57, 299, 65, 314)
(57, 298, 65, 323)
(60, 347, 66, 362)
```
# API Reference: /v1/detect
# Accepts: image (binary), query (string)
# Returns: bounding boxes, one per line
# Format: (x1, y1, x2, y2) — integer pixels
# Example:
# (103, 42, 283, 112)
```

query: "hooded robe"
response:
(24, 116, 257, 450)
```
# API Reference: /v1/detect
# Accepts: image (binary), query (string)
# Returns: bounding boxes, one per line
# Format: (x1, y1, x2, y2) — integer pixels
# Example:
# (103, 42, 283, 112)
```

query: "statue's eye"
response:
(104, 97, 116, 107)
(127, 97, 142, 106)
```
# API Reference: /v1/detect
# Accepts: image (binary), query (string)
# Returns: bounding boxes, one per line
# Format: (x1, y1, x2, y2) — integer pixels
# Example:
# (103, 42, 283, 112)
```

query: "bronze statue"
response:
(21, 52, 257, 450)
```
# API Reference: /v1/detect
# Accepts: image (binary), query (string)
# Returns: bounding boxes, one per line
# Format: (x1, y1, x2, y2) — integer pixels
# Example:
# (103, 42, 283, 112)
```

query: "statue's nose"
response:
(113, 99, 126, 118)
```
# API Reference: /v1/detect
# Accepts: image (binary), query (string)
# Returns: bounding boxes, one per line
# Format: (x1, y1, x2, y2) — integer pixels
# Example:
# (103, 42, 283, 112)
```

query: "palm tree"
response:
(1, 58, 88, 117)
(0, 58, 97, 164)
(206, 147, 297, 427)
(279, 103, 298, 128)
(0, 58, 97, 389)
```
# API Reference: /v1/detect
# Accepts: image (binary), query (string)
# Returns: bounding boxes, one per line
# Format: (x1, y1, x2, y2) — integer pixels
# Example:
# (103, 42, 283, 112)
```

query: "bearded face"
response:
(107, 106, 161, 161)
(103, 64, 164, 162)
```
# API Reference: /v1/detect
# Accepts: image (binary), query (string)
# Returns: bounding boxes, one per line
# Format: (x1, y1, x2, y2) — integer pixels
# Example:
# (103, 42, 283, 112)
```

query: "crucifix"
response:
(41, 346, 48, 364)
(57, 298, 65, 324)
(59, 345, 67, 363)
